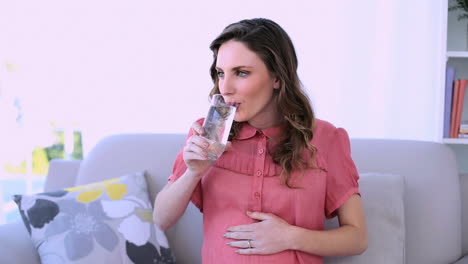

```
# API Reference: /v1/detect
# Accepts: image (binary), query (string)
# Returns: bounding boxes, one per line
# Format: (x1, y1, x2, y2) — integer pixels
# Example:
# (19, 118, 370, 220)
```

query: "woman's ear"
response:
(273, 78, 280, 89)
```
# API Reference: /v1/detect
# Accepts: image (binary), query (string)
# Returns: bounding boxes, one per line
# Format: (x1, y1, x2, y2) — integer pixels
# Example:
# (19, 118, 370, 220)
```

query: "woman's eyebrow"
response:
(215, 65, 253, 71)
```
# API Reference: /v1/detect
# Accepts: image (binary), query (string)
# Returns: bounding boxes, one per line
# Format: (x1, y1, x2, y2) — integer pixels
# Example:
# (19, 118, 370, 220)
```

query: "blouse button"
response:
(254, 192, 260, 198)
(258, 148, 264, 154)
(256, 170, 262, 177)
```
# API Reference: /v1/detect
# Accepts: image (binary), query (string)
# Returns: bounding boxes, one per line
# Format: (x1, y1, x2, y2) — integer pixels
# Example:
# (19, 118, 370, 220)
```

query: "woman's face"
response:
(215, 40, 281, 129)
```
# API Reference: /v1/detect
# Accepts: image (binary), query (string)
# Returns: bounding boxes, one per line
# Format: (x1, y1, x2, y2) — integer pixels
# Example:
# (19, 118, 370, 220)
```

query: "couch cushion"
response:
(324, 172, 405, 264)
(350, 139, 461, 264)
(13, 172, 175, 264)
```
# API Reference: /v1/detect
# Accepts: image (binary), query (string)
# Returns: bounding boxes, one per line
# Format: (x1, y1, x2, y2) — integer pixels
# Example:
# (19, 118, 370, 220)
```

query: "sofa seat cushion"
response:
(13, 172, 175, 264)
(325, 172, 405, 264)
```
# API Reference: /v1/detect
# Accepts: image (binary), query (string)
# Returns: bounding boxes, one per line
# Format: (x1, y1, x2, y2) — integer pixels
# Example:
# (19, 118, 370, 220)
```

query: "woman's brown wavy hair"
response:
(209, 18, 318, 187)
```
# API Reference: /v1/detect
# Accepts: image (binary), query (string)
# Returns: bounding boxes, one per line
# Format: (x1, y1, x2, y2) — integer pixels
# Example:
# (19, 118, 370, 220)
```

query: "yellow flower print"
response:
(135, 208, 153, 223)
(65, 178, 127, 203)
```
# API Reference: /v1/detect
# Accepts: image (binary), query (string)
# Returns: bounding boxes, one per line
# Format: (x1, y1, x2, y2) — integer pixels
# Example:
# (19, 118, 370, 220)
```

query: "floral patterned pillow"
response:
(13, 172, 175, 264)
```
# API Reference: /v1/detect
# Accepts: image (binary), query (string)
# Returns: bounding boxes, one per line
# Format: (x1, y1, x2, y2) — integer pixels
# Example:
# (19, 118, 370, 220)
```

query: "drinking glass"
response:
(202, 94, 236, 160)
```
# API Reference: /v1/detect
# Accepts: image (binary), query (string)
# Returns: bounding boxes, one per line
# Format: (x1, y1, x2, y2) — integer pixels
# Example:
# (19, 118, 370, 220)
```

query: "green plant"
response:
(449, 0, 468, 20)
(3, 130, 83, 177)
(32, 148, 49, 175)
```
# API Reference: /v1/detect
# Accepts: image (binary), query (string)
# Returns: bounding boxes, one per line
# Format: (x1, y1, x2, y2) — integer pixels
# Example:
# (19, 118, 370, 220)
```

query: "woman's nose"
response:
(219, 76, 235, 96)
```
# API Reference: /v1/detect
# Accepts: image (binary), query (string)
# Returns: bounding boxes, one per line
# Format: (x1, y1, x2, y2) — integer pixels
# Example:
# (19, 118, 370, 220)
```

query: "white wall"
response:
(0, 0, 446, 155)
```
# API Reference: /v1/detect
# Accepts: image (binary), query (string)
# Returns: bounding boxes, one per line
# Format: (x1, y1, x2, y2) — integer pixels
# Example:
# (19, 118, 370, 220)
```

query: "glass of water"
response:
(202, 94, 236, 160)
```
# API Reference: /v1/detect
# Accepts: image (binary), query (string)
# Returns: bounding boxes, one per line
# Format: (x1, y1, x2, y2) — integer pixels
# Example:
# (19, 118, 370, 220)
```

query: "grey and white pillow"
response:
(14, 172, 175, 264)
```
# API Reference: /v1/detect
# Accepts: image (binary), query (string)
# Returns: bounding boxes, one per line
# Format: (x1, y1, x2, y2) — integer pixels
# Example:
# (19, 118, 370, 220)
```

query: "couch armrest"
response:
(44, 159, 81, 191)
(0, 220, 40, 264)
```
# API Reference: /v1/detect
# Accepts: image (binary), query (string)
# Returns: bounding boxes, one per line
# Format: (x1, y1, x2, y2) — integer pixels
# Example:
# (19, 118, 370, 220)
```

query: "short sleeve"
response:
(167, 119, 204, 212)
(324, 128, 360, 219)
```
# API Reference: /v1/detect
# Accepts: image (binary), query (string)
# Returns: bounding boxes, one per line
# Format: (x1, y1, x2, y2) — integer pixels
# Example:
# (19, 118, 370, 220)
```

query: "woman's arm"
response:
(153, 170, 201, 231)
(287, 194, 368, 256)
(153, 120, 226, 231)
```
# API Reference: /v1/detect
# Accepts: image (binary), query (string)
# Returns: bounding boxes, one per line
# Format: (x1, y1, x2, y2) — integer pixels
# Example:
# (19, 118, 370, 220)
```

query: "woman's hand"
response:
(224, 211, 292, 255)
(183, 121, 231, 177)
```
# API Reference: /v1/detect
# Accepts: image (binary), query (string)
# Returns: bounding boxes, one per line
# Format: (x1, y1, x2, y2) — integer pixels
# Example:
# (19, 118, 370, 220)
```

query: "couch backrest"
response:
(75, 134, 462, 264)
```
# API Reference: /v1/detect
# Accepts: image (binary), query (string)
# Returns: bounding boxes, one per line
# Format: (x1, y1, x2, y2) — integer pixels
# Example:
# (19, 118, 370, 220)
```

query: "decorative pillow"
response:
(324, 172, 406, 264)
(13, 172, 175, 264)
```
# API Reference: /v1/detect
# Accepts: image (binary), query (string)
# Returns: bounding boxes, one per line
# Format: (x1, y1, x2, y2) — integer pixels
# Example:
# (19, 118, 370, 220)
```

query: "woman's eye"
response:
(237, 71, 248, 77)
(217, 71, 224, 78)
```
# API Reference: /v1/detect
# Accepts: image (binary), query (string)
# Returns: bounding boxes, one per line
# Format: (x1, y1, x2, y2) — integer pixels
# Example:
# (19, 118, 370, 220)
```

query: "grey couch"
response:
(0, 133, 467, 263)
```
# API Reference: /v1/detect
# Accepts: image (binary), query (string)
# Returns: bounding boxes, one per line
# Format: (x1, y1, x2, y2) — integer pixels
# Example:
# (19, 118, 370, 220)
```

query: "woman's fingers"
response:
(184, 135, 213, 161)
(184, 151, 209, 161)
(185, 143, 208, 159)
(224, 231, 254, 240)
(189, 136, 210, 149)
(227, 240, 255, 249)
(191, 122, 205, 136)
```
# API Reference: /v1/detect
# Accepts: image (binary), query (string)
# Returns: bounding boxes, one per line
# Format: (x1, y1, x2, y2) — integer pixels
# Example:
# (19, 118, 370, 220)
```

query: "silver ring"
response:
(247, 240, 252, 248)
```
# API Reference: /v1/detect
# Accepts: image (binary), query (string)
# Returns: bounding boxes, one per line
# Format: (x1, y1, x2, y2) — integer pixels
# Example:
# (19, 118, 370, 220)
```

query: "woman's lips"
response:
(227, 102, 240, 108)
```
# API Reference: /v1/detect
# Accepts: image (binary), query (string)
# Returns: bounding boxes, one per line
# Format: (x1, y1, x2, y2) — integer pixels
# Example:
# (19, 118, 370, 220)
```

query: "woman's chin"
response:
(234, 115, 246, 123)
(233, 113, 240, 122)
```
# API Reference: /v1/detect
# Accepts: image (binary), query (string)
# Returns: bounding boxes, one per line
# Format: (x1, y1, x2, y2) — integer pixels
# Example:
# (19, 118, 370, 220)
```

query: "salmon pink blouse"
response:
(168, 119, 360, 264)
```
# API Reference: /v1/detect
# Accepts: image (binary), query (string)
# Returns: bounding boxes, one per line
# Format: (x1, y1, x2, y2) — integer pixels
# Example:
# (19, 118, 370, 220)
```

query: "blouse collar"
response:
(235, 122, 287, 140)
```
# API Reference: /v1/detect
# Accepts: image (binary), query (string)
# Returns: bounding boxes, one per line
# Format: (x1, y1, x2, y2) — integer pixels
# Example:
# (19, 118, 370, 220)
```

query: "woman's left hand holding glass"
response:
(224, 211, 292, 255)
